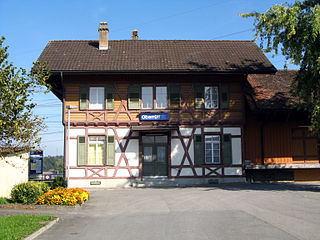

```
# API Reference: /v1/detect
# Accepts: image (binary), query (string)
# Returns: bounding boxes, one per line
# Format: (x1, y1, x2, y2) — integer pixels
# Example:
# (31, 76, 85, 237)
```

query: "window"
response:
(88, 136, 105, 165)
(156, 87, 167, 109)
(205, 135, 220, 164)
(89, 87, 104, 110)
(142, 87, 153, 109)
(204, 86, 218, 109)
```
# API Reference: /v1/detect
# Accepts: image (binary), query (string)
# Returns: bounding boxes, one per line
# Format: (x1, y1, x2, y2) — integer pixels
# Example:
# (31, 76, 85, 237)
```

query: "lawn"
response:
(0, 215, 56, 240)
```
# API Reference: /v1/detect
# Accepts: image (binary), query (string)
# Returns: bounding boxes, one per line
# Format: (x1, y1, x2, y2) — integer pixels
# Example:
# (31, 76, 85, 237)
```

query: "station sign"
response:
(29, 150, 43, 175)
(140, 112, 170, 121)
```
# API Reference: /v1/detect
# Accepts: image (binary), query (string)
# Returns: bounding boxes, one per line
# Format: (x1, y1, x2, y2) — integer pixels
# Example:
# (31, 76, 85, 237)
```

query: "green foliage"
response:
(0, 215, 56, 240)
(0, 36, 50, 156)
(44, 155, 64, 174)
(0, 197, 9, 204)
(50, 176, 67, 189)
(10, 181, 49, 204)
(241, 0, 320, 131)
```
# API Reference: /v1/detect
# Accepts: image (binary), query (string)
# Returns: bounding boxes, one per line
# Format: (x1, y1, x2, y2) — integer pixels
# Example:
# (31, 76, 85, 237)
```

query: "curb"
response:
(25, 217, 60, 240)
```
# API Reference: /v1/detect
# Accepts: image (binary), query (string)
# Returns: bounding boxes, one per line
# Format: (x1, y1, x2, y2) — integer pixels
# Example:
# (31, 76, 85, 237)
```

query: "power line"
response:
(39, 131, 63, 135)
(211, 28, 253, 40)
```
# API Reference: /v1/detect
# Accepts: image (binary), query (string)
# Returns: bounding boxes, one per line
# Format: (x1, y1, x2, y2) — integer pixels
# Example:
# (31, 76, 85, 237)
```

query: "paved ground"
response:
(1, 183, 320, 240)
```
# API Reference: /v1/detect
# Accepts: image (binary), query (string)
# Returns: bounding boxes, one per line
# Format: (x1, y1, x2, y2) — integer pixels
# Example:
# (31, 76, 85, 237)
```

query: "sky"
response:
(0, 0, 297, 156)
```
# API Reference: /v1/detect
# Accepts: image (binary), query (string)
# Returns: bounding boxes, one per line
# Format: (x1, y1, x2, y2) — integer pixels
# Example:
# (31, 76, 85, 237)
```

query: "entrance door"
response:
(142, 135, 168, 176)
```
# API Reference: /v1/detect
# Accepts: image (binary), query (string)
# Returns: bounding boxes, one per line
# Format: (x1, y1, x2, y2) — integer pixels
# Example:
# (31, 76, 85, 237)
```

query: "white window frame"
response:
(89, 87, 104, 110)
(204, 86, 218, 109)
(88, 136, 105, 165)
(205, 135, 220, 164)
(141, 86, 153, 109)
(156, 86, 167, 109)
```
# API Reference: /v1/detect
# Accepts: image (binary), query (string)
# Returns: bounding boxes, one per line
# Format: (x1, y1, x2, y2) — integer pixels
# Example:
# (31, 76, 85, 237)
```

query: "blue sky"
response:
(0, 0, 297, 156)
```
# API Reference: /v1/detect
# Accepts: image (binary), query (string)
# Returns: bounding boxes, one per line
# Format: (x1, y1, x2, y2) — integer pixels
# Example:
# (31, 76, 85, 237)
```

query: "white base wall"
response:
(69, 176, 246, 188)
(0, 152, 29, 198)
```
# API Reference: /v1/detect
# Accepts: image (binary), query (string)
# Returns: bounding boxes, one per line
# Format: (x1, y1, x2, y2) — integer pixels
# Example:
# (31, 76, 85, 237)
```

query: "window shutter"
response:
(220, 84, 229, 109)
(169, 85, 181, 108)
(194, 84, 204, 109)
(105, 85, 114, 110)
(128, 85, 140, 110)
(79, 86, 89, 110)
(194, 134, 204, 165)
(77, 136, 87, 165)
(107, 136, 115, 165)
(223, 134, 232, 164)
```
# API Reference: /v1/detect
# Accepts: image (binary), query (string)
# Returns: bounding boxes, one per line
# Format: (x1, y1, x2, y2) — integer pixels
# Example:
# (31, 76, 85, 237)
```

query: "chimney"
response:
(132, 29, 138, 40)
(98, 22, 109, 50)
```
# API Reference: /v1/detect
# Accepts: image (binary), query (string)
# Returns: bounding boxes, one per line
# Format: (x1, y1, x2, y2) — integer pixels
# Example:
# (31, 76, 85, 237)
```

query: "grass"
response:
(0, 215, 56, 240)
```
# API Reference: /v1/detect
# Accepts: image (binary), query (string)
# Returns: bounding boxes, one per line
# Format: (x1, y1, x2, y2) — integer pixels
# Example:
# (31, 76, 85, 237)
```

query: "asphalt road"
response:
(1, 183, 320, 240)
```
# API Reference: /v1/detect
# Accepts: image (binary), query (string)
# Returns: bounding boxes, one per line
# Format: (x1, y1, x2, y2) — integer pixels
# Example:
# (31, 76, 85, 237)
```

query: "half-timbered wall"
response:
(63, 73, 246, 186)
(63, 74, 244, 125)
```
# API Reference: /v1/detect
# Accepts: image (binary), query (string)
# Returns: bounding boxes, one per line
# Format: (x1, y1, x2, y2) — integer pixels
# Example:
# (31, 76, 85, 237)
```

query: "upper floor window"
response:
(156, 87, 167, 109)
(140, 86, 168, 109)
(142, 87, 153, 109)
(89, 87, 104, 110)
(204, 86, 218, 109)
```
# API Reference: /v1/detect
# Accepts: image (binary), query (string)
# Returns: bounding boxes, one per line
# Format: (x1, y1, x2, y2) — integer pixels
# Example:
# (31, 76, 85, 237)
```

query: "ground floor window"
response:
(88, 136, 105, 165)
(205, 135, 220, 164)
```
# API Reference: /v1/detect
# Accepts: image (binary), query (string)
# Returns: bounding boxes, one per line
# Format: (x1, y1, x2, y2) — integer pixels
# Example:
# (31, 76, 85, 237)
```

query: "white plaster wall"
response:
(195, 168, 202, 176)
(107, 169, 115, 177)
(204, 127, 220, 132)
(171, 139, 184, 165)
(107, 129, 115, 135)
(0, 152, 29, 198)
(69, 169, 86, 177)
(171, 168, 179, 177)
(180, 128, 193, 136)
(224, 167, 242, 176)
(131, 168, 139, 177)
(116, 169, 130, 177)
(126, 139, 139, 166)
(88, 128, 105, 134)
(69, 129, 85, 137)
(223, 127, 241, 136)
(232, 138, 242, 165)
(69, 139, 77, 167)
(180, 168, 194, 176)
(116, 128, 130, 137)
(195, 128, 201, 134)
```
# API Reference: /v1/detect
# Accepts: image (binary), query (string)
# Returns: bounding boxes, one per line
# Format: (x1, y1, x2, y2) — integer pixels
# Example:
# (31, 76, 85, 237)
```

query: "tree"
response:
(241, 0, 320, 130)
(0, 36, 50, 156)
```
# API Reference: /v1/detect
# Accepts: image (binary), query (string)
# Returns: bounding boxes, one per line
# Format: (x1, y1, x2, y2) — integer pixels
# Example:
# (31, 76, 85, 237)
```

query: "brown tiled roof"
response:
(38, 40, 276, 73)
(246, 70, 298, 110)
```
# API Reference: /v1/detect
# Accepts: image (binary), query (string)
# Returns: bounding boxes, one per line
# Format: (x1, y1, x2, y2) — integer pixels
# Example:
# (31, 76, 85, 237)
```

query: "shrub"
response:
(37, 187, 90, 206)
(50, 176, 67, 189)
(0, 197, 9, 204)
(11, 181, 49, 204)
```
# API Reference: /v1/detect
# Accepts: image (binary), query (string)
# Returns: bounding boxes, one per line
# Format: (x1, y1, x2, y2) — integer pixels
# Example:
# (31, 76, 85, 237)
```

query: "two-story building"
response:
(38, 22, 277, 187)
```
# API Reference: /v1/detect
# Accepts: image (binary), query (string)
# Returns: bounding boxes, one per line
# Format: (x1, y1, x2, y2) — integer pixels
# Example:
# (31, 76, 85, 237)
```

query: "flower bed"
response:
(37, 187, 90, 206)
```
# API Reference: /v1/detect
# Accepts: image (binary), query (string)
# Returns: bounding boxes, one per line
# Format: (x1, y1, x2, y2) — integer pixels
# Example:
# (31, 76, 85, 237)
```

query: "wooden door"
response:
(142, 135, 168, 176)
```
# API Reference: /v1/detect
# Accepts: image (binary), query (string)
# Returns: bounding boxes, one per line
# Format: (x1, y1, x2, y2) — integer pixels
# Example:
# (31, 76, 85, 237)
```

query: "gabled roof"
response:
(38, 40, 276, 73)
(246, 70, 298, 110)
